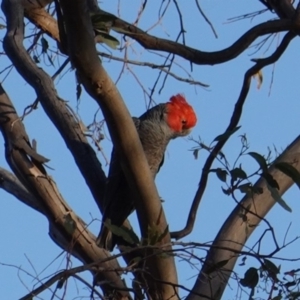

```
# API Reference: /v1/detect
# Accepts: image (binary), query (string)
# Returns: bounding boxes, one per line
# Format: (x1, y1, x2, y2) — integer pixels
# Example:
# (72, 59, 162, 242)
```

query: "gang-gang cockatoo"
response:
(97, 94, 197, 250)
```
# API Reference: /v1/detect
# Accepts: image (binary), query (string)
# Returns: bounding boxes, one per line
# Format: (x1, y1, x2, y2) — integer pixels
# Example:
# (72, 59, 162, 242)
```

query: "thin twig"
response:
(195, 0, 218, 38)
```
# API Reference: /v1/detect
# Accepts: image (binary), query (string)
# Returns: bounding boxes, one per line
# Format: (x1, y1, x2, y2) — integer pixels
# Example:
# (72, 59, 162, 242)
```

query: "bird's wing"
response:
(97, 117, 140, 250)
(157, 154, 165, 174)
(102, 117, 141, 212)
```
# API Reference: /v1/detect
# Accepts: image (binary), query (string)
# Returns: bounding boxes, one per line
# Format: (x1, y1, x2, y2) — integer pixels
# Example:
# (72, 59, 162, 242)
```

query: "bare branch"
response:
(25, 5, 297, 67)
(97, 51, 208, 87)
(195, 0, 218, 38)
(111, 14, 294, 65)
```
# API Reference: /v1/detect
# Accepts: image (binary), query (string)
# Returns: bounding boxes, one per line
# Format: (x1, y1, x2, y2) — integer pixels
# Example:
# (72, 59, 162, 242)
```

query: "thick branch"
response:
(112, 14, 294, 65)
(1, 1, 130, 298)
(0, 81, 129, 298)
(25, 5, 296, 67)
(22, 0, 52, 10)
(58, 0, 178, 299)
(0, 167, 43, 213)
(0, 166, 102, 272)
(25, 7, 59, 41)
(3, 0, 106, 214)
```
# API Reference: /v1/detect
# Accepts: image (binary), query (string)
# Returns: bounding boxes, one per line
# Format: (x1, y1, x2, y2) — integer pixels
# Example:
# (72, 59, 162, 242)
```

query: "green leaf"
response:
(262, 172, 279, 189)
(95, 31, 120, 49)
(206, 259, 229, 275)
(216, 168, 227, 182)
(76, 83, 82, 100)
(147, 226, 161, 245)
(41, 37, 49, 53)
(105, 221, 140, 245)
(284, 281, 296, 288)
(146, 225, 170, 245)
(238, 183, 263, 195)
(112, 26, 134, 34)
(239, 256, 247, 266)
(238, 183, 251, 193)
(252, 186, 263, 194)
(267, 184, 292, 212)
(157, 225, 169, 243)
(263, 259, 280, 275)
(91, 11, 117, 24)
(248, 152, 268, 171)
(287, 291, 300, 300)
(222, 187, 231, 195)
(57, 278, 65, 289)
(275, 162, 300, 190)
(193, 149, 199, 160)
(230, 167, 247, 181)
(240, 267, 259, 289)
(33, 55, 40, 64)
(63, 214, 77, 234)
(271, 295, 282, 300)
(213, 126, 241, 142)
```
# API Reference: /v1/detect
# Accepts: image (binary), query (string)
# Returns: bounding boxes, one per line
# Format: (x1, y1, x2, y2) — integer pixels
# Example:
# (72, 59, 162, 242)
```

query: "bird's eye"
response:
(182, 120, 187, 124)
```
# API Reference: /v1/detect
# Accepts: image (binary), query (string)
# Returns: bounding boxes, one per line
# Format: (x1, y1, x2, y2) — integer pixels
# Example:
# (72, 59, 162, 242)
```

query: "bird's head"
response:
(165, 94, 197, 136)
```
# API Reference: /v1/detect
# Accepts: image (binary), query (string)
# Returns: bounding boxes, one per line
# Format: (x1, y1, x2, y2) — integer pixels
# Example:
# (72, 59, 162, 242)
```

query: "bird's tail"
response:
(97, 225, 115, 251)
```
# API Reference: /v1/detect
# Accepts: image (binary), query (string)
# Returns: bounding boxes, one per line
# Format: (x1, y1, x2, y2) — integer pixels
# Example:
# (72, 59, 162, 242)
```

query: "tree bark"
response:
(0, 82, 130, 298)
(1, 0, 130, 297)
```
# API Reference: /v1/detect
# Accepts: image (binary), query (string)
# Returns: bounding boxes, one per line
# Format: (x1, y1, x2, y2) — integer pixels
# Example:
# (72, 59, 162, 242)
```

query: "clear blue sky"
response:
(1, 1, 300, 299)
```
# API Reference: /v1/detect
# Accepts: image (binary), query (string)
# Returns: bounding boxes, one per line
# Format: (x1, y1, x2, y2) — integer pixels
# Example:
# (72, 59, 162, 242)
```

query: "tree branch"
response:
(0, 81, 129, 298)
(261, 0, 295, 18)
(3, 0, 107, 215)
(111, 14, 294, 65)
(25, 4, 297, 67)
(172, 30, 296, 240)
(25, 6, 60, 41)
(186, 135, 300, 300)
(1, 0, 130, 297)
(0, 167, 43, 213)
(58, 0, 178, 298)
